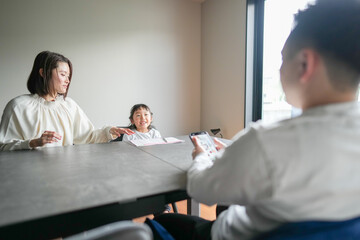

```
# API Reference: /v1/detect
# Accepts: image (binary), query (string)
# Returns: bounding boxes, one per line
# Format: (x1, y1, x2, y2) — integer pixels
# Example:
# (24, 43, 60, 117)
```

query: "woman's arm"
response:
(0, 114, 62, 151)
(0, 100, 31, 151)
(29, 131, 62, 148)
(69, 99, 134, 144)
(109, 127, 135, 139)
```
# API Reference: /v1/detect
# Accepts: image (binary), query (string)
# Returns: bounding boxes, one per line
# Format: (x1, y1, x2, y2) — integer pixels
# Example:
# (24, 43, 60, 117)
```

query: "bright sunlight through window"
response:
(262, 0, 315, 124)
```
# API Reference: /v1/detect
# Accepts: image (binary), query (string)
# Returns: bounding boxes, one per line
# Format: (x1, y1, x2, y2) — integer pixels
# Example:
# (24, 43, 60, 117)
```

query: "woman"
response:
(0, 51, 134, 151)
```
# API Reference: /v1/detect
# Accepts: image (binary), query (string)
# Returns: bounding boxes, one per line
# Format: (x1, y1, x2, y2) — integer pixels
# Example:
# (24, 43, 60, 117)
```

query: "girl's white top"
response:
(122, 128, 162, 141)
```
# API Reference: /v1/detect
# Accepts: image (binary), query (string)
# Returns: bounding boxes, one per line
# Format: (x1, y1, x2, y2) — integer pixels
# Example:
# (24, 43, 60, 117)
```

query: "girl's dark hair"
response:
(27, 51, 73, 98)
(128, 104, 154, 130)
(286, 0, 360, 90)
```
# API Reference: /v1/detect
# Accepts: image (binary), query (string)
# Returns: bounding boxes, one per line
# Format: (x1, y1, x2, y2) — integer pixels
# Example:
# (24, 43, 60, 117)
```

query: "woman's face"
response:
(131, 107, 153, 133)
(52, 62, 70, 95)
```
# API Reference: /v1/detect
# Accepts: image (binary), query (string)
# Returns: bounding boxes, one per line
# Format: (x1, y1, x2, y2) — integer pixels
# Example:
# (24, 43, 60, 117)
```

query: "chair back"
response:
(255, 216, 360, 240)
(64, 221, 153, 240)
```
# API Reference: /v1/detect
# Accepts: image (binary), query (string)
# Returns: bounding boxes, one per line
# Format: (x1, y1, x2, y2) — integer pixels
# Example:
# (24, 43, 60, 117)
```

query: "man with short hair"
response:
(154, 0, 360, 239)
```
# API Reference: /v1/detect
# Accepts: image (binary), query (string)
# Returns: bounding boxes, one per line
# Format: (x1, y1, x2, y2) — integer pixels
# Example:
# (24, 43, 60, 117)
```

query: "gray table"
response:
(137, 135, 232, 217)
(138, 135, 194, 172)
(130, 135, 201, 217)
(138, 135, 232, 172)
(0, 139, 193, 240)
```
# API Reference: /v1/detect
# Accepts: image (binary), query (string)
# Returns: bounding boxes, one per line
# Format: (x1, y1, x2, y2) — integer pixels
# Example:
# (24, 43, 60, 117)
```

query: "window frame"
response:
(245, 0, 265, 127)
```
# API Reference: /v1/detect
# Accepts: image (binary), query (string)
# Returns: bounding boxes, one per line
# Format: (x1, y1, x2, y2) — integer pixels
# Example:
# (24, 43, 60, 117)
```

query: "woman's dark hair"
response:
(128, 104, 154, 130)
(27, 51, 73, 98)
(286, 0, 360, 90)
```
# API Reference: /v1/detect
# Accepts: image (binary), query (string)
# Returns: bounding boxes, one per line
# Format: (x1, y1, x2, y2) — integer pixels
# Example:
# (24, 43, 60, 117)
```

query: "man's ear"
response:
(299, 49, 318, 84)
(39, 68, 44, 77)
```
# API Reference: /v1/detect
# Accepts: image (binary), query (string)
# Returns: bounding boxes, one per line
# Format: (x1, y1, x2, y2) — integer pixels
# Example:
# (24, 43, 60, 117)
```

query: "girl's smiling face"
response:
(131, 107, 153, 133)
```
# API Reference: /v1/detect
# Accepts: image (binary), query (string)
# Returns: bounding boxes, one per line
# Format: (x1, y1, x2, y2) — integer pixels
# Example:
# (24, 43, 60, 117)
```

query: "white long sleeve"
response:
(187, 101, 360, 240)
(0, 94, 112, 151)
(187, 127, 272, 207)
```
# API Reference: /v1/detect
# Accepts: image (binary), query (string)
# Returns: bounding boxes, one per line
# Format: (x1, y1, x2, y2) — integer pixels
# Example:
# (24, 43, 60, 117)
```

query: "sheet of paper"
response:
(129, 137, 184, 147)
(164, 137, 185, 144)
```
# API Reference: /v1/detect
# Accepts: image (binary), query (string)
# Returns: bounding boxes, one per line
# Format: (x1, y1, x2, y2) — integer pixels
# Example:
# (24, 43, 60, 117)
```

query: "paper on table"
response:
(164, 137, 185, 144)
(129, 137, 185, 147)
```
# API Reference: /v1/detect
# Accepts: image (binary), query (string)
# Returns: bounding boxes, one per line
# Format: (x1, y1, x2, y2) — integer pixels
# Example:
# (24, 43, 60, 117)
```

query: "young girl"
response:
(122, 104, 162, 141)
(123, 104, 172, 214)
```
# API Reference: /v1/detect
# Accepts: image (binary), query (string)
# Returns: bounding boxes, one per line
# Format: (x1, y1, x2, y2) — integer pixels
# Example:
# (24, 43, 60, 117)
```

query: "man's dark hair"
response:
(27, 51, 73, 98)
(286, 0, 360, 90)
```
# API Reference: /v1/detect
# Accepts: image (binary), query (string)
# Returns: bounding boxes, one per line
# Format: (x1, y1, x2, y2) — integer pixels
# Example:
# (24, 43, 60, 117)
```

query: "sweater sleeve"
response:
(69, 99, 112, 144)
(0, 100, 32, 151)
(187, 127, 273, 206)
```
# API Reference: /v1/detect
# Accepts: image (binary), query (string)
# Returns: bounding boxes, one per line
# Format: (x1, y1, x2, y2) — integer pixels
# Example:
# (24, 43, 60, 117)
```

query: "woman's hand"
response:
(110, 127, 135, 139)
(29, 131, 62, 148)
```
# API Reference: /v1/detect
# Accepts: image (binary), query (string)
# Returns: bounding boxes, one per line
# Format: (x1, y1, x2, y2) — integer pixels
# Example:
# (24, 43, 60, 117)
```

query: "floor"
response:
(133, 200, 217, 223)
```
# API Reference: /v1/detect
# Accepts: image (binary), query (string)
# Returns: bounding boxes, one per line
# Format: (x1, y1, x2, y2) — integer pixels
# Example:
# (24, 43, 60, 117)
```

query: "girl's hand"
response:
(29, 131, 62, 148)
(191, 136, 205, 159)
(110, 127, 135, 138)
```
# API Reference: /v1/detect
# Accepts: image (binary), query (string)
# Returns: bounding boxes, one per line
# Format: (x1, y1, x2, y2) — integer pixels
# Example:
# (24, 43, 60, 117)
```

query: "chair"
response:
(111, 134, 124, 142)
(255, 216, 360, 240)
(145, 218, 175, 240)
(64, 221, 153, 240)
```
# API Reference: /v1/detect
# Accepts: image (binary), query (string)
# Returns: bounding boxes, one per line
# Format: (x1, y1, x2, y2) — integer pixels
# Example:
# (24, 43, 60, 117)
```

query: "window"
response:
(246, 0, 315, 125)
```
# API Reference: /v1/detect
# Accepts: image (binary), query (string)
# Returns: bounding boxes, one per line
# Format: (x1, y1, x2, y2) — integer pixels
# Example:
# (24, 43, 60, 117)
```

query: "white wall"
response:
(201, 0, 247, 139)
(0, 0, 201, 137)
